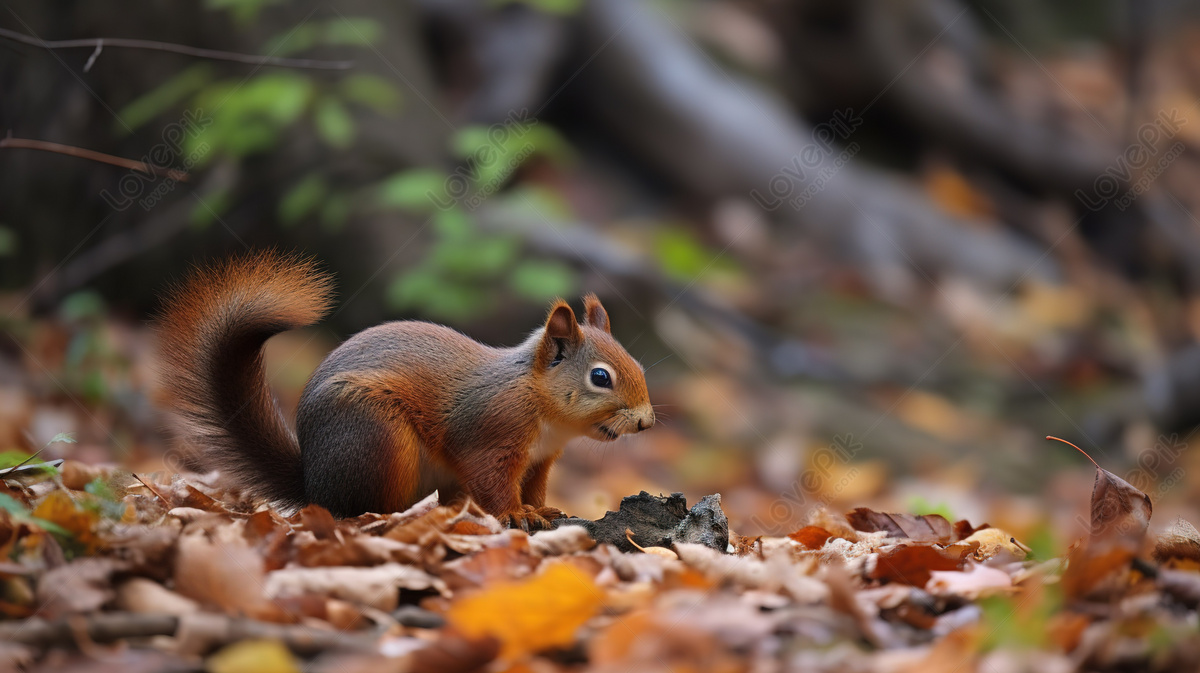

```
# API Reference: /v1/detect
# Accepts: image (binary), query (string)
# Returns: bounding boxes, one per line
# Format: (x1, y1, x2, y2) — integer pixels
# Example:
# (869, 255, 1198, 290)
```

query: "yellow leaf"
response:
(446, 562, 604, 659)
(31, 490, 100, 552)
(208, 639, 299, 673)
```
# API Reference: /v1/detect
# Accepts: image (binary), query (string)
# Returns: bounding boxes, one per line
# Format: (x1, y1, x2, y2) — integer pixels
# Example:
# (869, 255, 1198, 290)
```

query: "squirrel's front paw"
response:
(499, 505, 557, 532)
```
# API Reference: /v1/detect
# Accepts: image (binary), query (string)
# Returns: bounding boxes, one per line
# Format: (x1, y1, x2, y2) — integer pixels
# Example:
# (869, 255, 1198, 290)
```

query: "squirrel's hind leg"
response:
(299, 382, 421, 517)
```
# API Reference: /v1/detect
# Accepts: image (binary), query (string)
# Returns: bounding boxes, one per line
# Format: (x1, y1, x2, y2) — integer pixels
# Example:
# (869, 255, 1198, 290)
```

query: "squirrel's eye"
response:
(590, 368, 612, 389)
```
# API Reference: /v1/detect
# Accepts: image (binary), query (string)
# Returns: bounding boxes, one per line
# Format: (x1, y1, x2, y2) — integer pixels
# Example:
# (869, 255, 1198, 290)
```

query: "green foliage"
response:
(340, 74, 402, 116)
(377, 169, 449, 211)
(978, 586, 1062, 651)
(489, 0, 584, 15)
(654, 228, 728, 282)
(186, 74, 314, 165)
(314, 97, 355, 148)
(117, 64, 214, 133)
(905, 495, 955, 522)
(0, 493, 71, 538)
(1023, 520, 1061, 561)
(268, 16, 385, 54)
(205, 0, 286, 24)
(279, 173, 328, 226)
(509, 260, 577, 301)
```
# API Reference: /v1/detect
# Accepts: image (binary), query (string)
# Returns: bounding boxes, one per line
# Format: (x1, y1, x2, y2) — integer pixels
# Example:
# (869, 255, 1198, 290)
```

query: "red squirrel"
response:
(155, 252, 654, 528)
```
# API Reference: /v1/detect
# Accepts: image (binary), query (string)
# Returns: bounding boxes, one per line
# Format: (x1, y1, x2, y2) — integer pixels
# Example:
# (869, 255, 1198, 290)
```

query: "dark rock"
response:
(392, 605, 446, 629)
(554, 491, 728, 554)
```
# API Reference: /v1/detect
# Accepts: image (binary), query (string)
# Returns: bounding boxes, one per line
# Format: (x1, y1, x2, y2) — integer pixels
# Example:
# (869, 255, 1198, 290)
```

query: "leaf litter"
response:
(0, 435, 1196, 672)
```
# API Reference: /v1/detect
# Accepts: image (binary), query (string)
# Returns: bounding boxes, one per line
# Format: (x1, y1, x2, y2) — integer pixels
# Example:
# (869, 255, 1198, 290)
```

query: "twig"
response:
(0, 612, 376, 654)
(0, 26, 354, 70)
(0, 135, 190, 181)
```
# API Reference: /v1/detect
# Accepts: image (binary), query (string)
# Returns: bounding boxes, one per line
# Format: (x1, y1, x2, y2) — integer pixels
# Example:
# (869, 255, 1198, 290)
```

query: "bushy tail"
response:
(155, 252, 334, 509)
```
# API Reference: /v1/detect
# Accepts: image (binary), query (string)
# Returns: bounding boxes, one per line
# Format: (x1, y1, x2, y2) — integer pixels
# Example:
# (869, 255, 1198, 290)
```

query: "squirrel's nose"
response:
(634, 407, 655, 432)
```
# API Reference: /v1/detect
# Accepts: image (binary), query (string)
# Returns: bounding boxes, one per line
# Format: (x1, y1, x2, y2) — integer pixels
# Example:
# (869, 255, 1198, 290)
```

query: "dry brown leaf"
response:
(1153, 517, 1200, 568)
(264, 562, 446, 611)
(1048, 436, 1152, 547)
(870, 544, 969, 586)
(848, 508, 952, 544)
(35, 557, 123, 617)
(174, 534, 274, 619)
(114, 577, 200, 615)
(528, 525, 596, 556)
(446, 562, 604, 660)
(788, 525, 833, 549)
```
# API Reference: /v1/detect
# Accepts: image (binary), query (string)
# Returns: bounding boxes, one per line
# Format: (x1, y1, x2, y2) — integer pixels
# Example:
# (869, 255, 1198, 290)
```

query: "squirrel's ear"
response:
(582, 293, 610, 333)
(536, 300, 582, 368)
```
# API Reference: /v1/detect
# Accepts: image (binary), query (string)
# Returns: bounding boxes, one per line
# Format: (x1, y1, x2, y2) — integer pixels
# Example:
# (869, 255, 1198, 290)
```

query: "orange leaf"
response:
(787, 526, 833, 549)
(869, 544, 967, 586)
(446, 562, 604, 659)
(31, 490, 100, 552)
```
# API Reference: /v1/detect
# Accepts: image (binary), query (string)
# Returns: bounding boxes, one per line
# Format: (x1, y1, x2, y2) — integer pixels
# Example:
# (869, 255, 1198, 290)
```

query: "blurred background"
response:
(3, 0, 1200, 553)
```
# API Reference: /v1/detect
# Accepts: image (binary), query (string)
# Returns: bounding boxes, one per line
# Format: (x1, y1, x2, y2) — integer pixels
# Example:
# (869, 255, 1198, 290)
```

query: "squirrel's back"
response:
(156, 252, 334, 508)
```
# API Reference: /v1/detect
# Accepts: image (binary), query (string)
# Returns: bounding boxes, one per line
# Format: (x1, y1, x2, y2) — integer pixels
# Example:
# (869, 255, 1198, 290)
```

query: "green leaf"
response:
(509, 260, 577, 301)
(324, 17, 384, 47)
(433, 207, 473, 240)
(340, 74, 402, 116)
(431, 237, 518, 277)
(279, 173, 328, 226)
(0, 493, 71, 537)
(117, 64, 213, 133)
(655, 228, 715, 281)
(84, 478, 117, 502)
(314, 97, 355, 148)
(46, 432, 76, 446)
(264, 23, 320, 57)
(377, 169, 449, 212)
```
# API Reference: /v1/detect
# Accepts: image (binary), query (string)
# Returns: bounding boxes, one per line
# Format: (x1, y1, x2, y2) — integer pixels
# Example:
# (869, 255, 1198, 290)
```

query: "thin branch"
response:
(0, 136, 190, 182)
(0, 26, 354, 71)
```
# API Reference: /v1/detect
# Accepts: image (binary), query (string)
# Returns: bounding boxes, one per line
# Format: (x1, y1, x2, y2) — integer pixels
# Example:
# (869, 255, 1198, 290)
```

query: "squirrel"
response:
(154, 252, 654, 528)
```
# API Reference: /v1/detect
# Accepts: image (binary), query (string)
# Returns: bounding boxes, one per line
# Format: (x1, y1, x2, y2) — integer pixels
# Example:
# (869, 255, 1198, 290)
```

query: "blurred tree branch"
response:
(0, 26, 354, 71)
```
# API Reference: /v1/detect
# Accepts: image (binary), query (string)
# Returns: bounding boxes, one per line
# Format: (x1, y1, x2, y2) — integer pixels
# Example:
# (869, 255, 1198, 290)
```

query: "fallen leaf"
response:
(962, 528, 1029, 561)
(174, 534, 274, 619)
(264, 562, 446, 611)
(926, 563, 1014, 598)
(788, 525, 833, 549)
(35, 557, 123, 617)
(31, 490, 101, 552)
(1047, 437, 1152, 547)
(870, 544, 968, 586)
(446, 562, 605, 660)
(848, 508, 952, 544)
(1153, 517, 1200, 568)
(208, 639, 299, 673)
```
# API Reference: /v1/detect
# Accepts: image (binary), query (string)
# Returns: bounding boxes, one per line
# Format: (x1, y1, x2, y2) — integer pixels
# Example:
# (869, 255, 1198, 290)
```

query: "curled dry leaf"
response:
(1153, 517, 1200, 568)
(847, 507, 953, 544)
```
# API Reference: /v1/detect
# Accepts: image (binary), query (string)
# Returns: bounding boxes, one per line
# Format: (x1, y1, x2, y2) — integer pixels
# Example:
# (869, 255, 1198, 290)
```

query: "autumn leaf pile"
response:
(2, 454, 1200, 673)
